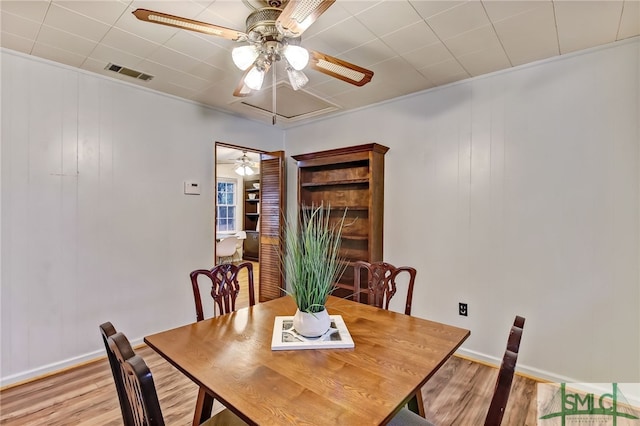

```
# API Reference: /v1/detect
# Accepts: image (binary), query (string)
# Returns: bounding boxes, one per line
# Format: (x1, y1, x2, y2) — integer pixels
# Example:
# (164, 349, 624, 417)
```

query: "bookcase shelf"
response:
(299, 178, 370, 188)
(243, 178, 260, 261)
(293, 143, 388, 302)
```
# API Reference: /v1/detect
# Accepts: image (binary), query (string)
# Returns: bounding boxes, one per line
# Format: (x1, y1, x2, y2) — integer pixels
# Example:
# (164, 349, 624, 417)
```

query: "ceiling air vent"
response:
(105, 63, 154, 81)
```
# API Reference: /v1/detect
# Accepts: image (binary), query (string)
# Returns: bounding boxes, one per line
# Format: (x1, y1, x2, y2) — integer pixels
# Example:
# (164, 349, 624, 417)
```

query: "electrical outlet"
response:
(459, 303, 468, 316)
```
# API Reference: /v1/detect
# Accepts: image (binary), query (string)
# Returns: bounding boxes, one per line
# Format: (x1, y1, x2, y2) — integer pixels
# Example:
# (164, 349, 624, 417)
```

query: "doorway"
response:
(215, 142, 263, 262)
(214, 142, 287, 302)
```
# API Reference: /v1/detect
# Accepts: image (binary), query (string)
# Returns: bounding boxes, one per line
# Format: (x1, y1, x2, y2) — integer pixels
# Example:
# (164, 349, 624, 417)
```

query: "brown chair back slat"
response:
(103, 329, 165, 426)
(353, 261, 417, 315)
(190, 262, 255, 321)
(484, 315, 526, 426)
(100, 322, 135, 426)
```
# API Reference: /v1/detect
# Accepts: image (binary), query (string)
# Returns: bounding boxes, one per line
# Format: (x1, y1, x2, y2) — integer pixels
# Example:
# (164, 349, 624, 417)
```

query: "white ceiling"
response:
(1, 0, 639, 128)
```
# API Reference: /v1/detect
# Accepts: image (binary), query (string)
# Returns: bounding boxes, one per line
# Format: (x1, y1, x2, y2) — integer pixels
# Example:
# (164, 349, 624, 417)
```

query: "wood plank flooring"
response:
(0, 260, 540, 425)
(0, 352, 539, 425)
(420, 356, 539, 425)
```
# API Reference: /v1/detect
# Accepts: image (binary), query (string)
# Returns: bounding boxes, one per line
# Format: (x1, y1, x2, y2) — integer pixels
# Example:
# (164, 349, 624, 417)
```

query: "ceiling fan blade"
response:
(309, 51, 374, 87)
(132, 9, 247, 41)
(276, 0, 336, 38)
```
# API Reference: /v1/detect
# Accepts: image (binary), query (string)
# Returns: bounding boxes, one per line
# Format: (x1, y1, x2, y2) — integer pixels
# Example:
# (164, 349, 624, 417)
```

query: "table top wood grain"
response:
(144, 296, 470, 425)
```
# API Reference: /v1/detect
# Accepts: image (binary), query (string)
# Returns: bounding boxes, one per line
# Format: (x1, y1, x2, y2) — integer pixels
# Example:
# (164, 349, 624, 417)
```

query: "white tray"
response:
(271, 315, 355, 350)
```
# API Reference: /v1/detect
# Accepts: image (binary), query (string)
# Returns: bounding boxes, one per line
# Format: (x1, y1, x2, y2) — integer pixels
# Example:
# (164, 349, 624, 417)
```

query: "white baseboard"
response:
(0, 337, 144, 388)
(455, 347, 577, 383)
(455, 348, 640, 407)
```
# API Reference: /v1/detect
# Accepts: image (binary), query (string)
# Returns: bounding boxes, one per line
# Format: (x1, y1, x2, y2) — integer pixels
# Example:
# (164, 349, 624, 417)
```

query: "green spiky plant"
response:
(283, 204, 347, 314)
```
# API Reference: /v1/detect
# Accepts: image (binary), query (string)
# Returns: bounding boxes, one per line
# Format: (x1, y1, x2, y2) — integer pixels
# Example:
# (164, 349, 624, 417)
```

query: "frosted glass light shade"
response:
(284, 45, 309, 70)
(232, 45, 259, 70)
(244, 65, 265, 90)
(287, 67, 309, 90)
(235, 164, 254, 176)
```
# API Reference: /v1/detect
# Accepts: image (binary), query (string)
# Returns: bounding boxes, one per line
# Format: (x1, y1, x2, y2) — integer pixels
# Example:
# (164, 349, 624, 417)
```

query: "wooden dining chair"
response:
(189, 262, 256, 423)
(99, 322, 246, 426)
(351, 261, 422, 414)
(100, 322, 134, 425)
(484, 315, 526, 425)
(352, 260, 417, 315)
(189, 261, 256, 321)
(387, 315, 526, 426)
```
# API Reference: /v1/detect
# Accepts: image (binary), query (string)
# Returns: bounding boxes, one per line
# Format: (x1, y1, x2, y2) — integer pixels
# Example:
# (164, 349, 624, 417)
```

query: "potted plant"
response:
(283, 203, 347, 337)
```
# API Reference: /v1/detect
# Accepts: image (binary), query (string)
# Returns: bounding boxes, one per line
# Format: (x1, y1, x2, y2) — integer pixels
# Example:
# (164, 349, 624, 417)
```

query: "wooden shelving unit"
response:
(292, 143, 389, 302)
(243, 178, 260, 261)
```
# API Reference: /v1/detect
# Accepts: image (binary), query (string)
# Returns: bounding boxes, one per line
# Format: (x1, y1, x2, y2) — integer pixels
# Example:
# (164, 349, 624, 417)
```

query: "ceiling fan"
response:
(234, 151, 258, 176)
(132, 0, 374, 102)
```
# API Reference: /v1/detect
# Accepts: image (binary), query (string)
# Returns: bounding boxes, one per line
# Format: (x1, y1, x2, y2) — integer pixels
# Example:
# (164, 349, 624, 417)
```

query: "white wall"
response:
(285, 39, 640, 384)
(2, 38, 638, 388)
(0, 50, 283, 385)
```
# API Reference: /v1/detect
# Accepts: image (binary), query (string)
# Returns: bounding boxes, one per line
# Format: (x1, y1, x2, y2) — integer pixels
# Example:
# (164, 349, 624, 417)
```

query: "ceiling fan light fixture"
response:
(235, 164, 255, 176)
(245, 65, 265, 90)
(133, 1, 375, 120)
(235, 151, 256, 176)
(287, 67, 309, 91)
(232, 45, 259, 70)
(284, 45, 309, 71)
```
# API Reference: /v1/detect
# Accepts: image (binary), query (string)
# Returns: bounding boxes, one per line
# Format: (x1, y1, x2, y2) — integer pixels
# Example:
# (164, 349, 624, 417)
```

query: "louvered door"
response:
(258, 151, 286, 302)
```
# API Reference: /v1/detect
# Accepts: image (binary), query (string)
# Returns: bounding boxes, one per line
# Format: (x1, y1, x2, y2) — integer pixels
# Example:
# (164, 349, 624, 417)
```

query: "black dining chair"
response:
(99, 322, 246, 426)
(387, 316, 526, 426)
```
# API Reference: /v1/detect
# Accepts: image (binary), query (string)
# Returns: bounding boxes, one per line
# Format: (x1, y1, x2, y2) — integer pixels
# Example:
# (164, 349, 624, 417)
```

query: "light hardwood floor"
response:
(0, 352, 539, 425)
(0, 260, 539, 425)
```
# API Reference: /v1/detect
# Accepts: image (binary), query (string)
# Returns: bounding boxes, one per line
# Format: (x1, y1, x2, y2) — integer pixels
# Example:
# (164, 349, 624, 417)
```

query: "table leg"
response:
(407, 388, 426, 418)
(193, 387, 214, 426)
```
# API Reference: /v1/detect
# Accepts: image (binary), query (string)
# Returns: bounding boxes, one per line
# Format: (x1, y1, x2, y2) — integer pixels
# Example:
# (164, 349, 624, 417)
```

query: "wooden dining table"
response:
(144, 295, 470, 426)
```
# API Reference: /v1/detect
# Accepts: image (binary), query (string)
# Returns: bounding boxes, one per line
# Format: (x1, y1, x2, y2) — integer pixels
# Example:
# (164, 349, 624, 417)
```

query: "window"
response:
(216, 179, 237, 232)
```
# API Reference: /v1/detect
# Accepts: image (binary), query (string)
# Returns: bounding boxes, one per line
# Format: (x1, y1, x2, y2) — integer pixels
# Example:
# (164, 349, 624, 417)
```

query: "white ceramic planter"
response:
(292, 308, 331, 337)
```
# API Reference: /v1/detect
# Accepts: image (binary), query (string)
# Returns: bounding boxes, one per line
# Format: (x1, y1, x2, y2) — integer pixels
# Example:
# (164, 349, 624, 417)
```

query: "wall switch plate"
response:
(459, 303, 468, 316)
(184, 181, 200, 195)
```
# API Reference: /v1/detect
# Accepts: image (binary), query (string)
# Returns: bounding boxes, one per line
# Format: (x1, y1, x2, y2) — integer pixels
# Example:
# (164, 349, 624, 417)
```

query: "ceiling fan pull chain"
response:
(272, 63, 277, 125)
